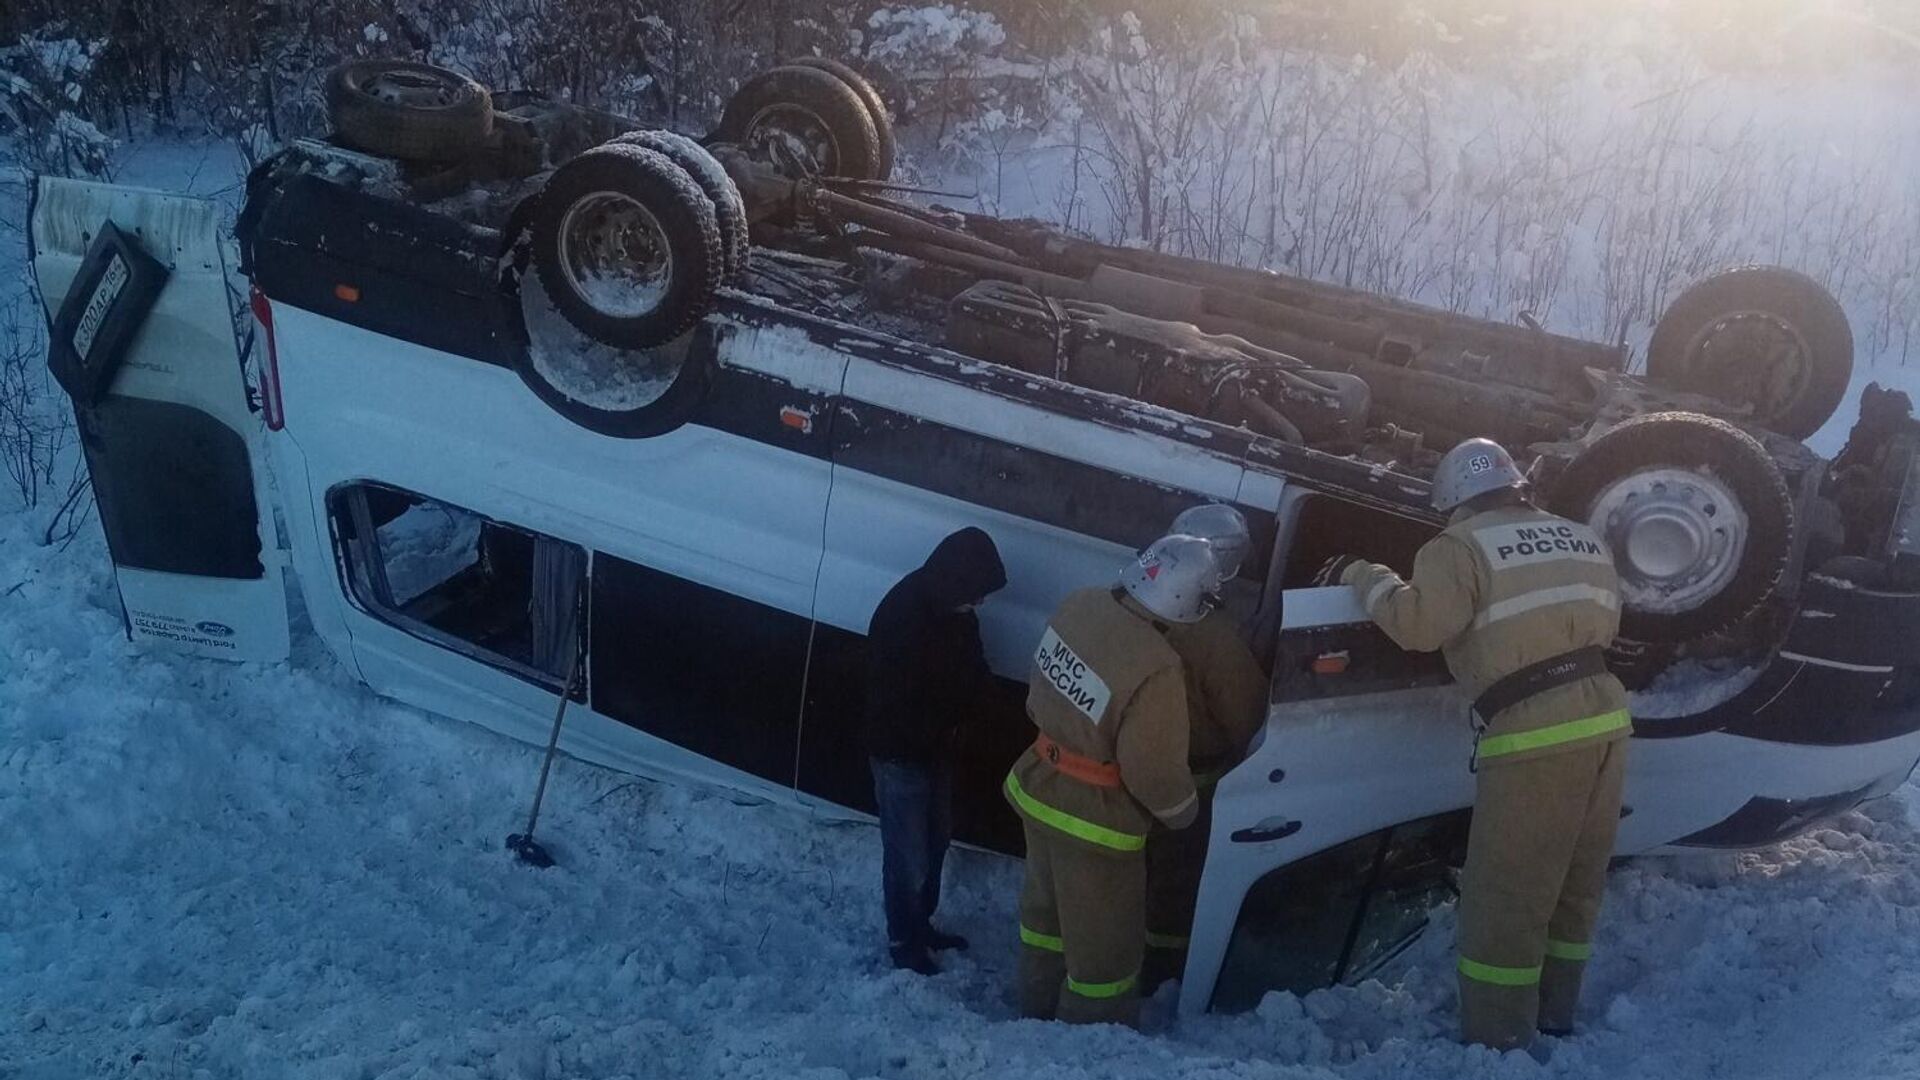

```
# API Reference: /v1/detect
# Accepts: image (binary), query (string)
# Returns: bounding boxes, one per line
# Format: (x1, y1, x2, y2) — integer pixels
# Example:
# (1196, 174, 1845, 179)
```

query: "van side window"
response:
(1281, 495, 1437, 586)
(329, 483, 585, 687)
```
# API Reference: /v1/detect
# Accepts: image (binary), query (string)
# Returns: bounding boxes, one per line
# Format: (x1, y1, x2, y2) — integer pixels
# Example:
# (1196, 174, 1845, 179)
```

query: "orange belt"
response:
(1033, 733, 1123, 789)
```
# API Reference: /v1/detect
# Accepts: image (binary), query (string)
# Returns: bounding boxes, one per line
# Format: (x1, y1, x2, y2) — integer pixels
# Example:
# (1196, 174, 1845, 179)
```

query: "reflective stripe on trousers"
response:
(1545, 938, 1592, 961)
(1020, 924, 1064, 952)
(1004, 771, 1148, 852)
(1460, 938, 1593, 985)
(1458, 956, 1541, 986)
(1020, 923, 1140, 1000)
(1068, 972, 1138, 999)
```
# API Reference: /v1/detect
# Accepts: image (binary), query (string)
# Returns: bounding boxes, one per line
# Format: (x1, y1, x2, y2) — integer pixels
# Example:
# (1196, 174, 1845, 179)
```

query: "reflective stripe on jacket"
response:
(1344, 504, 1630, 766)
(1006, 588, 1196, 853)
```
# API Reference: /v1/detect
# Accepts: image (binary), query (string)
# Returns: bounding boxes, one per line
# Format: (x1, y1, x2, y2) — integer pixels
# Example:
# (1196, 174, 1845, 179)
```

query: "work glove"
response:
(1312, 553, 1364, 587)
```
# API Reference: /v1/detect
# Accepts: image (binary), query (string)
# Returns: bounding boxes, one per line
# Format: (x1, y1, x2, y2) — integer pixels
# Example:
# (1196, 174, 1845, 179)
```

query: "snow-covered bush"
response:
(863, 5, 1015, 143)
(0, 33, 113, 178)
(0, 294, 73, 516)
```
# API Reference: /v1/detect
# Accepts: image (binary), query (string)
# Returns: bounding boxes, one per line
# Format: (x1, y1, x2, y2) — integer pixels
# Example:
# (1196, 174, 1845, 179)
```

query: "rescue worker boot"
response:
(1456, 741, 1624, 1050)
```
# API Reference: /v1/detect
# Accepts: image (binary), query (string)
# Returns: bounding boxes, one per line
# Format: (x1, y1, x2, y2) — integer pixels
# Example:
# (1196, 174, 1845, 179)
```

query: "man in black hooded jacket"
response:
(864, 526, 1008, 975)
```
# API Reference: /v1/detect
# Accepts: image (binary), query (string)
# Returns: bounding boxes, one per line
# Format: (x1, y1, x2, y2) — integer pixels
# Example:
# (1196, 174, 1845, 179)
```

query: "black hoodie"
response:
(862, 527, 1009, 763)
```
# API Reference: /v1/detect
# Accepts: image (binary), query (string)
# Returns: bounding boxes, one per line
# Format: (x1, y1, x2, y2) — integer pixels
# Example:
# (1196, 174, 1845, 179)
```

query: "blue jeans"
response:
(871, 756, 954, 950)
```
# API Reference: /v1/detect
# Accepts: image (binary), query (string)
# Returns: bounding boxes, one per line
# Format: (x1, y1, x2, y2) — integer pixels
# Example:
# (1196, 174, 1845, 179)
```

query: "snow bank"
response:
(10, 455, 1920, 1079)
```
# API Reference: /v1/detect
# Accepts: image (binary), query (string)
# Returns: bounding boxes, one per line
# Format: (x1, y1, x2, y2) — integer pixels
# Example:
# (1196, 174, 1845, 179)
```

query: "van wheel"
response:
(716, 65, 883, 180)
(1647, 267, 1853, 440)
(787, 57, 896, 181)
(325, 60, 493, 162)
(610, 130, 750, 284)
(1550, 412, 1793, 644)
(531, 144, 723, 350)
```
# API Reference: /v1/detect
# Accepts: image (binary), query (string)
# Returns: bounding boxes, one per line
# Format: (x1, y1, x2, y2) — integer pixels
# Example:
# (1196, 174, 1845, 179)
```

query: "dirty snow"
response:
(11, 114, 1920, 1078)
(1628, 660, 1768, 721)
(521, 271, 683, 412)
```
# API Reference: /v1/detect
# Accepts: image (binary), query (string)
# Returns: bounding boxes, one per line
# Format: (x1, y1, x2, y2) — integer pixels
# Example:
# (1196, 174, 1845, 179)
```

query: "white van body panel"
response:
(821, 349, 1244, 674)
(838, 356, 1246, 506)
(269, 304, 843, 619)
(29, 179, 289, 662)
(264, 303, 848, 806)
(1180, 592, 1920, 1015)
(814, 465, 1137, 677)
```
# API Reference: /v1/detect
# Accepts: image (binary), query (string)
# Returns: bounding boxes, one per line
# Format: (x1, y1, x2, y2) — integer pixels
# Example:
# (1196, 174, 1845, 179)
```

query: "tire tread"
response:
(1550, 411, 1793, 643)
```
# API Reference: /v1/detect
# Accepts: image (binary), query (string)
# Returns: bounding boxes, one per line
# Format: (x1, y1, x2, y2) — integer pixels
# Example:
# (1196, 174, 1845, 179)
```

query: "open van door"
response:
(30, 178, 289, 662)
(1179, 584, 1475, 1015)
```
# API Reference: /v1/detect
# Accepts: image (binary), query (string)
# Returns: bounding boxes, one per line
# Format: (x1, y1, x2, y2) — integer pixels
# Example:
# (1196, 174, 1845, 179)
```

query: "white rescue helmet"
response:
(1431, 437, 1527, 513)
(1171, 503, 1252, 581)
(1120, 534, 1223, 624)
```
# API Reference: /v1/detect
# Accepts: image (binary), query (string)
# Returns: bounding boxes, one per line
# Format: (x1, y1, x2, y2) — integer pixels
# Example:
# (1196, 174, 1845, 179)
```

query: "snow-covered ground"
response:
(10, 139, 1920, 1079)
(10, 468, 1920, 1080)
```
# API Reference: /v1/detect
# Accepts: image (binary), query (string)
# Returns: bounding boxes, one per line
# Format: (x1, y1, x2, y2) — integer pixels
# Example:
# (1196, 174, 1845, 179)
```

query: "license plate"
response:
(71, 252, 130, 362)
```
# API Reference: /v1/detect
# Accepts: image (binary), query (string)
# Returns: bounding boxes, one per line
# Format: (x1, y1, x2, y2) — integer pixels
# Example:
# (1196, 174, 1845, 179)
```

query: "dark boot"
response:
(890, 944, 940, 976)
(925, 927, 969, 952)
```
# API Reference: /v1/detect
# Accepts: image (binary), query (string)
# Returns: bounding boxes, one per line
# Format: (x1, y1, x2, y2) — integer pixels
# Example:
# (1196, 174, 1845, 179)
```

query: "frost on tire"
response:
(1550, 412, 1794, 644)
(787, 57, 896, 182)
(610, 130, 750, 284)
(716, 65, 884, 181)
(1647, 266, 1854, 441)
(530, 143, 724, 350)
(518, 144, 724, 438)
(325, 60, 493, 163)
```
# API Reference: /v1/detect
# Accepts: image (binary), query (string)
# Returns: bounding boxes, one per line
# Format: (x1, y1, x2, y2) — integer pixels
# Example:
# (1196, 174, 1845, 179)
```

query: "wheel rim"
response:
(555, 191, 673, 319)
(1587, 467, 1749, 616)
(1682, 311, 1813, 424)
(362, 68, 464, 109)
(745, 103, 841, 175)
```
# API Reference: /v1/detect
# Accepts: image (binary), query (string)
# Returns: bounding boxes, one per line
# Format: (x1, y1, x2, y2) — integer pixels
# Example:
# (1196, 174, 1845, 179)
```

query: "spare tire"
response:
(715, 65, 884, 181)
(787, 57, 896, 181)
(610, 130, 750, 284)
(1647, 266, 1853, 440)
(1550, 412, 1793, 644)
(325, 60, 493, 162)
(531, 144, 724, 350)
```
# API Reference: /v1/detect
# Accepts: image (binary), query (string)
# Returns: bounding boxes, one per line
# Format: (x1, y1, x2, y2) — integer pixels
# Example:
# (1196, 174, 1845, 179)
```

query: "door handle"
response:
(1230, 818, 1302, 843)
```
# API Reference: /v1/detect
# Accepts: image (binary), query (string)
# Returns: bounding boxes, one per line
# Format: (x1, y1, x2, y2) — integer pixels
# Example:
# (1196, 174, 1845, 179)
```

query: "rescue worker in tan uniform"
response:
(1007, 535, 1218, 1027)
(1143, 505, 1268, 991)
(1338, 438, 1630, 1051)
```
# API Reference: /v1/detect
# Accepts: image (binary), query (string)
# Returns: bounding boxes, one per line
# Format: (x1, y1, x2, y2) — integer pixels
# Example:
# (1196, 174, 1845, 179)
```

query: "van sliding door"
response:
(803, 353, 1255, 851)
(575, 325, 851, 790)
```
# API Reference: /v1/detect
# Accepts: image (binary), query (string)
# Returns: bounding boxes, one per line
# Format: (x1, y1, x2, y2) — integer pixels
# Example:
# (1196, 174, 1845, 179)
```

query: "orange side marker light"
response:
(1312, 651, 1351, 676)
